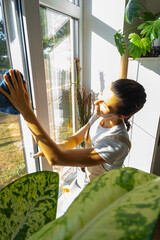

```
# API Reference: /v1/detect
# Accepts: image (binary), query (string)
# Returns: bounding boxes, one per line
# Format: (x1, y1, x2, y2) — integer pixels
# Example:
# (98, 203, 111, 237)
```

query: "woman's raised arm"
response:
(0, 69, 105, 167)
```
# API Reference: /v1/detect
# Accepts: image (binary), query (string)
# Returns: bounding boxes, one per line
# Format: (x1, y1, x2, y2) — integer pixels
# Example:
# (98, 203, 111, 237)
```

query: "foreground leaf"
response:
(29, 167, 158, 240)
(0, 171, 59, 240)
(125, 0, 141, 24)
(114, 30, 126, 56)
(138, 19, 160, 41)
(72, 177, 160, 240)
(128, 33, 151, 59)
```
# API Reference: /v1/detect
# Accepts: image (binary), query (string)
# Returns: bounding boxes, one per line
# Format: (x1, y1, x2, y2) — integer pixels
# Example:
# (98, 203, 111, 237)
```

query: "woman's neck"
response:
(100, 118, 122, 128)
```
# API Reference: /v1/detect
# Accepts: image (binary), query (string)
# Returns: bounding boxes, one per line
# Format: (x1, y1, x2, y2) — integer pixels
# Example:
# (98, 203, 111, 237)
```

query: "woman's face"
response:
(94, 85, 122, 119)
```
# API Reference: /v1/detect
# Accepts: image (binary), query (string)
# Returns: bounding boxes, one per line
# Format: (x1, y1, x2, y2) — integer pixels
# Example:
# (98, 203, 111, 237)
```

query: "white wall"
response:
(83, 0, 126, 96)
(143, 0, 160, 14)
(126, 58, 160, 174)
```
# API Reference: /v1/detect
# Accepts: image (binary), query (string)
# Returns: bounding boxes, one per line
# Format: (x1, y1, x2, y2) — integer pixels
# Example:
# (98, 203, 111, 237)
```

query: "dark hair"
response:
(111, 79, 146, 131)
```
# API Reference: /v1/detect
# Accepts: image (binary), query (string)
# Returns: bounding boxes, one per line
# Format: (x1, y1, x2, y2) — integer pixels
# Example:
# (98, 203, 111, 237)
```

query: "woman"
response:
(0, 69, 146, 180)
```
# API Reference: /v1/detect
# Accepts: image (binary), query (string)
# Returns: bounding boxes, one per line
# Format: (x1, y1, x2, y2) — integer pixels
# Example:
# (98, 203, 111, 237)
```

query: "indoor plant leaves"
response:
(125, 0, 141, 24)
(140, 11, 156, 22)
(0, 171, 59, 240)
(128, 33, 151, 59)
(71, 177, 160, 240)
(138, 19, 160, 42)
(28, 167, 158, 240)
(114, 30, 126, 56)
(115, 0, 160, 59)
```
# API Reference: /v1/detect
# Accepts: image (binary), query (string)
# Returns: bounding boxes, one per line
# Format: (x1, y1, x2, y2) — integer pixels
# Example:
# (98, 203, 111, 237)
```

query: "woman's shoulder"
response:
(94, 123, 130, 151)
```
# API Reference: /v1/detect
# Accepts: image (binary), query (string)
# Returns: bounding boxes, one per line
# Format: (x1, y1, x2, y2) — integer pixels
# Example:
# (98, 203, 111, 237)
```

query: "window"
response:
(67, 0, 79, 6)
(1, 0, 81, 189)
(0, 0, 26, 189)
(40, 4, 79, 185)
(40, 7, 74, 142)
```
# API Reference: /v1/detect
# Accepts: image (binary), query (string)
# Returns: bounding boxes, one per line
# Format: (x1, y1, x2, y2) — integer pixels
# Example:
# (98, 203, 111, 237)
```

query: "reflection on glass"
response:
(40, 6, 73, 143)
(40, 6, 76, 183)
(0, 1, 26, 189)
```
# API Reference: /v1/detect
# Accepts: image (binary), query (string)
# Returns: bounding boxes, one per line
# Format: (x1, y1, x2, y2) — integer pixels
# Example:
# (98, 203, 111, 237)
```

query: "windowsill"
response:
(129, 57, 160, 61)
(56, 178, 84, 218)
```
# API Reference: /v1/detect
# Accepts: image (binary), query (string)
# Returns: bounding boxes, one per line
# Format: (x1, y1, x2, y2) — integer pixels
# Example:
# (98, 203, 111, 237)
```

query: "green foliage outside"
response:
(0, 12, 25, 189)
(0, 20, 10, 69)
(0, 113, 25, 190)
(40, 7, 70, 59)
(40, 6, 73, 144)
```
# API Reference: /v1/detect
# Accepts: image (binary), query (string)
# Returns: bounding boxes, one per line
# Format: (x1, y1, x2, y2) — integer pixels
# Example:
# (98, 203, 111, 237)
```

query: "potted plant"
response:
(74, 58, 92, 147)
(1, 167, 160, 239)
(114, 0, 160, 59)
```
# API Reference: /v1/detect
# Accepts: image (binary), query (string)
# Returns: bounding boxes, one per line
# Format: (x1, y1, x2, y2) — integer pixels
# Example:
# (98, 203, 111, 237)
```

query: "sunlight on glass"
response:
(67, 0, 79, 6)
(40, 6, 76, 184)
(40, 6, 73, 142)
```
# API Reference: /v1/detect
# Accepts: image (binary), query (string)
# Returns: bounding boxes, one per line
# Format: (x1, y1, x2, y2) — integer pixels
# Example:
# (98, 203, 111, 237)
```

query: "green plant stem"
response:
(123, 25, 139, 35)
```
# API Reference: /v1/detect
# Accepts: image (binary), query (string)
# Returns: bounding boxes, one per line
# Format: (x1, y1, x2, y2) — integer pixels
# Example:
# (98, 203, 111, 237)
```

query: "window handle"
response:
(158, 136, 160, 146)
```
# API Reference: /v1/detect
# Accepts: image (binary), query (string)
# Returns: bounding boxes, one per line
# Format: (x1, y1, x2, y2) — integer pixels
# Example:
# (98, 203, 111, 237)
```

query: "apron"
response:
(84, 116, 131, 181)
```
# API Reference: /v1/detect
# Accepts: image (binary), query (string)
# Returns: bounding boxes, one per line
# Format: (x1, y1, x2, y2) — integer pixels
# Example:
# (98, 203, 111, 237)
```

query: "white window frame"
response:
(2, 0, 83, 173)
(39, 0, 81, 18)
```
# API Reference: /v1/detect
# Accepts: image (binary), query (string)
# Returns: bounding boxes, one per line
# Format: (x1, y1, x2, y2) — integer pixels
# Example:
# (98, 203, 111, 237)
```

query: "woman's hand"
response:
(94, 100, 101, 115)
(0, 69, 32, 116)
(33, 151, 44, 158)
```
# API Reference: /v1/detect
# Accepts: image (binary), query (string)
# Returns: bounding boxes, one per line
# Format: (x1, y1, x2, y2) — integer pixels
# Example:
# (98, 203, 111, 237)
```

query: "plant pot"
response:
(152, 35, 160, 47)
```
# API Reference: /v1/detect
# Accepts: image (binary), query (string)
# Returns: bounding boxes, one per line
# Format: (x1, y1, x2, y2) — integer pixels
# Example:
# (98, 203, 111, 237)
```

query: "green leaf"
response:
(128, 33, 152, 59)
(125, 0, 141, 24)
(155, 13, 160, 20)
(114, 30, 126, 56)
(140, 11, 156, 21)
(138, 19, 160, 41)
(0, 171, 59, 240)
(72, 177, 160, 240)
(29, 167, 158, 240)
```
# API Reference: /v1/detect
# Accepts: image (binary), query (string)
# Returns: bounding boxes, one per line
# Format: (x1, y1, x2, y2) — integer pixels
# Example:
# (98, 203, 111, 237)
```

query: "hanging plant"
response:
(114, 0, 160, 59)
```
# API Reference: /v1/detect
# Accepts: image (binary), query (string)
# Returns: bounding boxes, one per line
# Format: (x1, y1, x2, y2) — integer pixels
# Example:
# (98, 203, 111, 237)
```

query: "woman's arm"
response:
(58, 123, 90, 150)
(0, 69, 106, 167)
(33, 122, 90, 158)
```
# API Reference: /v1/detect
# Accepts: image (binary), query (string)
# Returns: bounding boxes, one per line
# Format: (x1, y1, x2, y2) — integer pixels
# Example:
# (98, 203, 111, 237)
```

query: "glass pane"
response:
(40, 6, 76, 184)
(67, 0, 79, 6)
(0, 1, 26, 189)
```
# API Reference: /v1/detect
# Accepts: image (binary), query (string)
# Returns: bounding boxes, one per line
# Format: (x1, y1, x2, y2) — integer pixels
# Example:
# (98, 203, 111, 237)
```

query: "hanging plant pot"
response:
(143, 35, 160, 57)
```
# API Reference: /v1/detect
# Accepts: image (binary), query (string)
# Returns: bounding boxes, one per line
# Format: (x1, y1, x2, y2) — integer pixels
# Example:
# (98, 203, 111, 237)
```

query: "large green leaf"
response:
(125, 0, 141, 24)
(0, 171, 59, 240)
(138, 19, 160, 41)
(128, 33, 152, 59)
(29, 167, 158, 240)
(114, 30, 126, 56)
(72, 177, 160, 240)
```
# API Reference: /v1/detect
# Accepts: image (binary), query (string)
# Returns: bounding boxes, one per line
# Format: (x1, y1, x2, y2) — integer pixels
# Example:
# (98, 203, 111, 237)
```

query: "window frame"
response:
(39, 0, 81, 18)
(2, 0, 83, 174)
